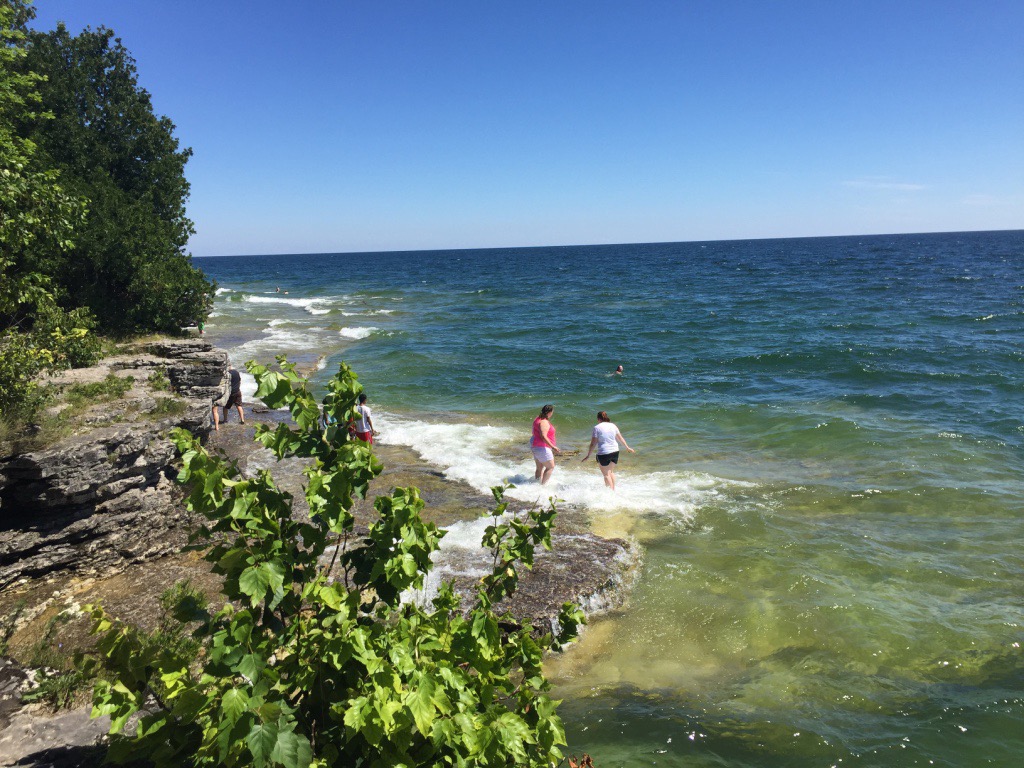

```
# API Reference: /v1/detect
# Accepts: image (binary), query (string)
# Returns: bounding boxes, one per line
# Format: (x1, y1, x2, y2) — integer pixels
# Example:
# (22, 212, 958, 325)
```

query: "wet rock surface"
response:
(444, 532, 637, 634)
(208, 421, 639, 632)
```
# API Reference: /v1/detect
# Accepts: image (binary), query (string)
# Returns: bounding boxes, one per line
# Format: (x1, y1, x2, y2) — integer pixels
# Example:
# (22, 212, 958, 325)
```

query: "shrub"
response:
(147, 367, 171, 391)
(149, 396, 187, 419)
(84, 358, 584, 768)
(0, 329, 55, 419)
(32, 299, 103, 369)
(64, 373, 133, 405)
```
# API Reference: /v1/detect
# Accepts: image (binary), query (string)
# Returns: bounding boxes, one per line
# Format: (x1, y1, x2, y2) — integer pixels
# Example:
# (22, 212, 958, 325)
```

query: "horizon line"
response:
(191, 227, 1023, 259)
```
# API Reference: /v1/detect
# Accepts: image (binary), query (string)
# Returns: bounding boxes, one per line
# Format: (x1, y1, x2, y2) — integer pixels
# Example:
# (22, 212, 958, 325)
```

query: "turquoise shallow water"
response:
(199, 231, 1023, 767)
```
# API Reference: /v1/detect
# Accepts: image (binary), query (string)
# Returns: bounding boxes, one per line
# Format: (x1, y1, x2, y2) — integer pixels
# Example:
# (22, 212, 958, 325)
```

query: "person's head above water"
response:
(538, 404, 554, 418)
(614, 365, 624, 373)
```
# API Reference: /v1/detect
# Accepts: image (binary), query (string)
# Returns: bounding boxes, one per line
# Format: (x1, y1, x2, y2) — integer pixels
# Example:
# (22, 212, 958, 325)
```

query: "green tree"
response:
(0, 1, 80, 258)
(18, 21, 212, 334)
(1, 0, 98, 420)
(85, 359, 585, 767)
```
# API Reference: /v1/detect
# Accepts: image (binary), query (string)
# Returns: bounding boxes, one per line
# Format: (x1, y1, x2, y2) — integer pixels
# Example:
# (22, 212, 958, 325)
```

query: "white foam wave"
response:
(339, 326, 378, 340)
(246, 295, 317, 308)
(235, 325, 326, 356)
(268, 319, 288, 327)
(240, 370, 259, 402)
(402, 515, 496, 609)
(341, 309, 394, 317)
(244, 295, 334, 315)
(215, 287, 233, 295)
(375, 413, 737, 523)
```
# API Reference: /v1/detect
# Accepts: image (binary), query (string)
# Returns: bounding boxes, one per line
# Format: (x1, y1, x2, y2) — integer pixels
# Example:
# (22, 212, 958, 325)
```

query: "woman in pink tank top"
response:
(531, 404, 561, 485)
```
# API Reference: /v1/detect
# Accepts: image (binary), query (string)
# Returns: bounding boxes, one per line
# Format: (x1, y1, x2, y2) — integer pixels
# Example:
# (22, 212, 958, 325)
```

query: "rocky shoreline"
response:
(0, 340, 226, 591)
(0, 340, 640, 766)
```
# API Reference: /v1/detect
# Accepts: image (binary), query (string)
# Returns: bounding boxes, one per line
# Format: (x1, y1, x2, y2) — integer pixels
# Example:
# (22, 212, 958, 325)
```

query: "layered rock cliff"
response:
(0, 340, 228, 590)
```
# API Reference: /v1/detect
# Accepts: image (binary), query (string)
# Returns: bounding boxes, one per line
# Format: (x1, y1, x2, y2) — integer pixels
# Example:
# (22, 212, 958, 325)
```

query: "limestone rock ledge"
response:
(0, 340, 229, 591)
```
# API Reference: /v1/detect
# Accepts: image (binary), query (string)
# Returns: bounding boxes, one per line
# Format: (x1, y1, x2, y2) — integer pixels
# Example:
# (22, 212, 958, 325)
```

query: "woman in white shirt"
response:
(581, 411, 635, 490)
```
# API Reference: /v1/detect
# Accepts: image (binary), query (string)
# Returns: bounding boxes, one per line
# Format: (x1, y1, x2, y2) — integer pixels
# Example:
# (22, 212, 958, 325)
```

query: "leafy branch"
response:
(83, 358, 586, 767)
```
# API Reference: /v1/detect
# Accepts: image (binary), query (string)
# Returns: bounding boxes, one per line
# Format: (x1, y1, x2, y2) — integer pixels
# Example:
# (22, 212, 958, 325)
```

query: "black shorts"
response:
(597, 451, 619, 467)
(224, 390, 242, 408)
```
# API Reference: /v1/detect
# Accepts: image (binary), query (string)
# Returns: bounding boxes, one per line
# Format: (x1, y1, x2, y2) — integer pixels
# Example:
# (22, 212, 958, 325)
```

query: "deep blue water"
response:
(199, 230, 1024, 767)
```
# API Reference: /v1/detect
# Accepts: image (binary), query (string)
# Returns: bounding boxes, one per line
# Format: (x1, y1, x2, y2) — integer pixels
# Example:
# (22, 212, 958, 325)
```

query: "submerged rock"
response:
(399, 509, 640, 636)
(209, 431, 641, 633)
(334, 444, 642, 634)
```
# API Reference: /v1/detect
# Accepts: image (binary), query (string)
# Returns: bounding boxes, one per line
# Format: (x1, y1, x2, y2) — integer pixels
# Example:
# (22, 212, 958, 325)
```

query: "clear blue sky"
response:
(30, 0, 1024, 256)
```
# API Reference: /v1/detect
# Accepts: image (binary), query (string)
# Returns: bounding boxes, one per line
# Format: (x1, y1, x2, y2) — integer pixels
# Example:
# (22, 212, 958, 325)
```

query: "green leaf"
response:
(492, 712, 535, 761)
(271, 728, 312, 768)
(257, 701, 282, 723)
(343, 696, 368, 732)
(318, 583, 343, 611)
(238, 653, 266, 683)
(221, 687, 250, 721)
(247, 720, 279, 768)
(405, 674, 437, 736)
(254, 371, 288, 407)
(238, 564, 271, 605)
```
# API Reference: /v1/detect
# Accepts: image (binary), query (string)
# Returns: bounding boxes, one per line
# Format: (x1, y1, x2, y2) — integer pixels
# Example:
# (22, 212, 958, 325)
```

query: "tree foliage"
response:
(0, 0, 81, 257)
(0, 280, 101, 417)
(1, 0, 99, 419)
(84, 359, 585, 767)
(17, 20, 212, 334)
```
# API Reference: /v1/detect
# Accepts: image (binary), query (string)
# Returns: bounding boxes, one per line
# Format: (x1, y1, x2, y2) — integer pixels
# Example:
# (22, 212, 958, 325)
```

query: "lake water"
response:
(198, 230, 1023, 767)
